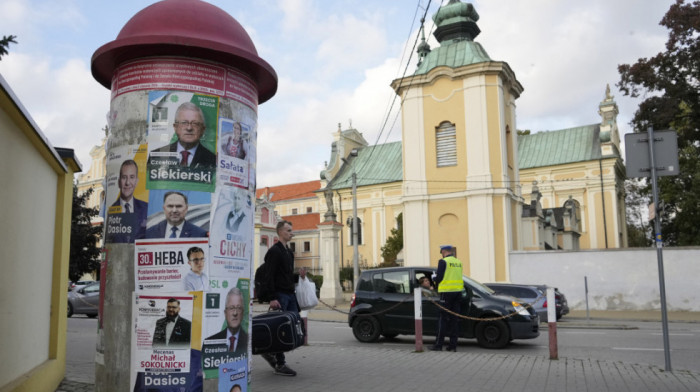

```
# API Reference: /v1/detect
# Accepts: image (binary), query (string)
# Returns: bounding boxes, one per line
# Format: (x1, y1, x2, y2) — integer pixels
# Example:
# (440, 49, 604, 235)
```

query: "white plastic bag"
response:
(295, 276, 318, 310)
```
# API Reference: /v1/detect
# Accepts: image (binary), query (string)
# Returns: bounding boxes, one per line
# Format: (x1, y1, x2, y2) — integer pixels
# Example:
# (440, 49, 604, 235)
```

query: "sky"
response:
(0, 0, 676, 187)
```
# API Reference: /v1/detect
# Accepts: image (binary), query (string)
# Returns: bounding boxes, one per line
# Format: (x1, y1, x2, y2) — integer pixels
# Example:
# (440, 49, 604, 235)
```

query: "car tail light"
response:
(350, 293, 356, 308)
(543, 300, 547, 308)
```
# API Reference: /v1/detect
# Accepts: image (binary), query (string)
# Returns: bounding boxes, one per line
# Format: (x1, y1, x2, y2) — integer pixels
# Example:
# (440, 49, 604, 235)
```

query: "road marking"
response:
(612, 347, 665, 351)
(561, 331, 607, 334)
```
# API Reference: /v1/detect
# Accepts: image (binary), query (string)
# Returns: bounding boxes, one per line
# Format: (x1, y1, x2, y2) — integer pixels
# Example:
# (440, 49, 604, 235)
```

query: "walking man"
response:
(430, 245, 464, 352)
(260, 220, 306, 376)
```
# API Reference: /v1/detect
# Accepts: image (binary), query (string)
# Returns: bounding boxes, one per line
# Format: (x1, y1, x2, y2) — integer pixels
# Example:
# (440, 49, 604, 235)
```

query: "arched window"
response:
(436, 121, 457, 167)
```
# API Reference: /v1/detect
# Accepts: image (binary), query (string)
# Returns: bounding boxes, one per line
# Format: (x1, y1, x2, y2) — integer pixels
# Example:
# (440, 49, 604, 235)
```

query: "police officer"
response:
(430, 245, 463, 352)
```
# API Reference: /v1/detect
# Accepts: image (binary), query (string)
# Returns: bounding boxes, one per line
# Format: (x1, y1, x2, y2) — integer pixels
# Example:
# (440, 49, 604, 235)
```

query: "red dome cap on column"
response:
(91, 0, 277, 103)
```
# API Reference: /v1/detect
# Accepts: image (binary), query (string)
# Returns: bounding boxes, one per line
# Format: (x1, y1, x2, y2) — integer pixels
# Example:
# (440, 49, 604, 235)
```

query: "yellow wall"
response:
(1, 85, 76, 391)
(336, 182, 403, 268)
(421, 77, 467, 195)
(519, 155, 625, 249)
(428, 198, 470, 273)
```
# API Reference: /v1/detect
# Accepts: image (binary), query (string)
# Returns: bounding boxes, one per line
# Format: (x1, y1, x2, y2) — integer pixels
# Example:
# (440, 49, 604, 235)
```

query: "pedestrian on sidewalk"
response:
(430, 245, 463, 352)
(260, 220, 306, 376)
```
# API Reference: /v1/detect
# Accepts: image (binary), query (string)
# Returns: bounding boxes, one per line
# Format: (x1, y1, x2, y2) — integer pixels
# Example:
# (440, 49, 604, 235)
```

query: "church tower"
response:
(391, 1, 523, 281)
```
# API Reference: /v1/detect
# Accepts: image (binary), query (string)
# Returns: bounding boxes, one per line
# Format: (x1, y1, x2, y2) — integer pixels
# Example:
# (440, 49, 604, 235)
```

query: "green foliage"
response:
(516, 129, 531, 135)
(617, 0, 700, 246)
(625, 178, 652, 247)
(306, 272, 323, 291)
(0, 35, 17, 60)
(380, 213, 403, 264)
(69, 185, 102, 282)
(339, 266, 354, 282)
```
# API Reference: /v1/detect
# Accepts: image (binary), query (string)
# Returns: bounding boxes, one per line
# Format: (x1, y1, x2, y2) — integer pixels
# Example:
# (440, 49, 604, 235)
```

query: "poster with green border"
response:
(146, 91, 218, 193)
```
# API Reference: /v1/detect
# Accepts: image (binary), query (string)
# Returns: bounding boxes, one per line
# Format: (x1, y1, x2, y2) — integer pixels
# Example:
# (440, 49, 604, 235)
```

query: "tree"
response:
(624, 178, 652, 247)
(617, 0, 700, 246)
(0, 35, 17, 60)
(380, 213, 403, 265)
(70, 185, 102, 282)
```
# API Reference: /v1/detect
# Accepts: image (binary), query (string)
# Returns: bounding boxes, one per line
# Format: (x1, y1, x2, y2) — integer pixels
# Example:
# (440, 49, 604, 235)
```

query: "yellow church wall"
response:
(428, 197, 470, 275)
(336, 182, 403, 267)
(420, 77, 467, 196)
(519, 153, 624, 249)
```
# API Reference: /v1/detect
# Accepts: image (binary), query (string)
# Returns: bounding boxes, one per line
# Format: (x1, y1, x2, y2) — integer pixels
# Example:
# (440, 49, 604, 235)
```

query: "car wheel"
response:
(88, 313, 98, 318)
(556, 312, 562, 321)
(67, 302, 73, 318)
(382, 333, 399, 339)
(475, 319, 509, 349)
(352, 316, 381, 343)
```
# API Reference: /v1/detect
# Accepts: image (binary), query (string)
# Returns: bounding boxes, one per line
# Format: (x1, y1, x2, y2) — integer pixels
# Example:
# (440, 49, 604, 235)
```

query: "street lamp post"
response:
(351, 170, 359, 288)
(342, 149, 360, 288)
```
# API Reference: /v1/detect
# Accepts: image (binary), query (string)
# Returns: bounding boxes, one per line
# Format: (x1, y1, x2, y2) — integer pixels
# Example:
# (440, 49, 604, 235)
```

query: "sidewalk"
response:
(57, 304, 700, 391)
(250, 345, 700, 392)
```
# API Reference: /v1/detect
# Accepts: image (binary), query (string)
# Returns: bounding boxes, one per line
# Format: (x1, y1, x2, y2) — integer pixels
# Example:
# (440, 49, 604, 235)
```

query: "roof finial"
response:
(416, 17, 431, 67)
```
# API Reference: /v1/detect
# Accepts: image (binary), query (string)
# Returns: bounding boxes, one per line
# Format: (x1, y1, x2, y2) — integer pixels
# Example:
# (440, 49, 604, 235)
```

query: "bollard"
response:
(91, 1, 277, 390)
(547, 286, 558, 360)
(414, 288, 423, 352)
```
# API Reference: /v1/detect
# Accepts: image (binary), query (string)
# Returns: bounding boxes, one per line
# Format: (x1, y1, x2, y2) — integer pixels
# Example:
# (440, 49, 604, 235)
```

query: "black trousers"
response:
(434, 291, 461, 349)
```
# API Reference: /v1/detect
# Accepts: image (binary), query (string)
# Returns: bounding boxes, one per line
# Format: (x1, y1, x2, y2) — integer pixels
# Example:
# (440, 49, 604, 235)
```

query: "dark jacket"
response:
(151, 141, 216, 168)
(204, 328, 248, 356)
(264, 241, 297, 298)
(145, 220, 208, 239)
(152, 316, 192, 347)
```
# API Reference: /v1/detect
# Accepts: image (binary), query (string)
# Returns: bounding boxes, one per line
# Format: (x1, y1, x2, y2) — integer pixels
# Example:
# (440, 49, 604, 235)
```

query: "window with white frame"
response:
(436, 121, 457, 167)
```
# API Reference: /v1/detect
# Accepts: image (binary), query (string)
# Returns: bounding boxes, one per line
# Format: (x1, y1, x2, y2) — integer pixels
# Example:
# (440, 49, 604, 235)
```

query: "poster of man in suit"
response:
(208, 186, 253, 278)
(201, 280, 250, 379)
(147, 91, 218, 193)
(105, 145, 150, 243)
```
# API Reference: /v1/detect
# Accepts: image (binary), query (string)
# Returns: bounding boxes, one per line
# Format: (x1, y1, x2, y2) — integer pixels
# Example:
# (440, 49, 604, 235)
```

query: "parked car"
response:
(485, 283, 569, 321)
(67, 281, 100, 317)
(484, 283, 547, 321)
(348, 267, 540, 349)
(69, 280, 96, 291)
(532, 285, 570, 320)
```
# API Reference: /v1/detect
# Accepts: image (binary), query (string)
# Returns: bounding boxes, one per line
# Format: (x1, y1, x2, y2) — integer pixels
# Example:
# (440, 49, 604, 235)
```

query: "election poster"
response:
(209, 187, 254, 279)
(201, 278, 251, 380)
(144, 189, 211, 240)
(130, 292, 205, 391)
(217, 118, 250, 189)
(104, 144, 150, 243)
(134, 238, 210, 293)
(146, 91, 218, 193)
(218, 361, 248, 392)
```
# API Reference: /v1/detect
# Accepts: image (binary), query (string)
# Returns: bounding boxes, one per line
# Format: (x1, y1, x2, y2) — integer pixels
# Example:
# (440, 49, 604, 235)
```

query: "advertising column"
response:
(106, 58, 258, 391)
(92, 2, 277, 391)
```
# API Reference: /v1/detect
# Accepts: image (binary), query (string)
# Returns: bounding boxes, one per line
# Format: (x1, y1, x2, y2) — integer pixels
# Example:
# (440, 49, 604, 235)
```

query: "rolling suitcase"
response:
(251, 310, 305, 354)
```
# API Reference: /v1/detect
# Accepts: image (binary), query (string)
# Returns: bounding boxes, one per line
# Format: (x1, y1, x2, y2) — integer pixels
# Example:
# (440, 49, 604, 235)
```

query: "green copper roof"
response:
(328, 141, 402, 190)
(415, 1, 491, 74)
(518, 124, 605, 169)
(415, 40, 491, 74)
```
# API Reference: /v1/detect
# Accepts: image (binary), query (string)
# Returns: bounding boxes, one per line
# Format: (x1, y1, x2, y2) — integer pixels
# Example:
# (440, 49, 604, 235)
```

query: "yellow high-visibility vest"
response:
(438, 256, 463, 292)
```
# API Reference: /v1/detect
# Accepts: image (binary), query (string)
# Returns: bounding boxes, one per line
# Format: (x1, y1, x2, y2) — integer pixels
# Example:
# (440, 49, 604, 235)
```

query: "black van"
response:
(348, 267, 540, 349)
